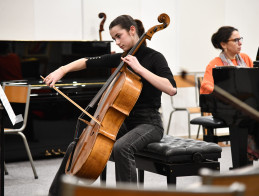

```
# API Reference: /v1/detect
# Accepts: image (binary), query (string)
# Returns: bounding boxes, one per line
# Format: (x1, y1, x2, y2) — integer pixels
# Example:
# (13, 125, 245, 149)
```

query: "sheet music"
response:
(0, 85, 23, 125)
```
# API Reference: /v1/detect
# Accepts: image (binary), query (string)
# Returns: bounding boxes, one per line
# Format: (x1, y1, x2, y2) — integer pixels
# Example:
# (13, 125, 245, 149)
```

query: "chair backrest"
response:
(172, 74, 199, 107)
(3, 84, 31, 129)
(60, 175, 245, 196)
(174, 75, 196, 88)
(197, 76, 203, 93)
(4, 85, 29, 103)
(200, 166, 259, 196)
(196, 76, 211, 116)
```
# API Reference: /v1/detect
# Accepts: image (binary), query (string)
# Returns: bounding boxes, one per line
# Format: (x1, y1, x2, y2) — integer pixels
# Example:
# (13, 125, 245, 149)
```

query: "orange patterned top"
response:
(200, 53, 253, 94)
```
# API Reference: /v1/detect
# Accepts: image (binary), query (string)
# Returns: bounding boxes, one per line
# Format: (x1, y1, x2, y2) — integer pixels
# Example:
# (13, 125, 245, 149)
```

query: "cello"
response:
(45, 13, 170, 182)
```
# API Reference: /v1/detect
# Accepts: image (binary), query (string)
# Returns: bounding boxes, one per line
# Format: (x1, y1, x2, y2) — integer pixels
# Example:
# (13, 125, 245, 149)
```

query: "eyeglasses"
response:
(228, 37, 243, 44)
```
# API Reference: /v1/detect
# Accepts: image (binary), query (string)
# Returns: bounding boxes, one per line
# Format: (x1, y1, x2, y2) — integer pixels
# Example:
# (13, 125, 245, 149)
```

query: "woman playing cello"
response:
(45, 15, 177, 195)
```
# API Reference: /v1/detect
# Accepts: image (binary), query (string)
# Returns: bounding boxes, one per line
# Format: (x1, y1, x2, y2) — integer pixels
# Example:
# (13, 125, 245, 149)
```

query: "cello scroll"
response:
(145, 13, 170, 40)
(98, 12, 106, 41)
(127, 13, 170, 57)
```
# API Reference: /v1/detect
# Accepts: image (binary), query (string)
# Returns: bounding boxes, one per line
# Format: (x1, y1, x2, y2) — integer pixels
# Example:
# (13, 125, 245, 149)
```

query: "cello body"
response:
(65, 68, 142, 180)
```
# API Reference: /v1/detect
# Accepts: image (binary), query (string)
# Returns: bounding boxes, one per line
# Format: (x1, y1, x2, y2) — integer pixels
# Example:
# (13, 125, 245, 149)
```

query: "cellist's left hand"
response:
(121, 55, 143, 74)
(122, 55, 177, 96)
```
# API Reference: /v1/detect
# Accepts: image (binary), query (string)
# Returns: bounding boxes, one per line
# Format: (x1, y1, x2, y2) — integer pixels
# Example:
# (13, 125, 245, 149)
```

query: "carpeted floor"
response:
(3, 146, 259, 196)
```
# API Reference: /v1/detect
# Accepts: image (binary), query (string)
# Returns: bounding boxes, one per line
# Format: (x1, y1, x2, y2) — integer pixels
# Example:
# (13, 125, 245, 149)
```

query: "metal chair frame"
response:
(3, 84, 38, 179)
(166, 74, 201, 138)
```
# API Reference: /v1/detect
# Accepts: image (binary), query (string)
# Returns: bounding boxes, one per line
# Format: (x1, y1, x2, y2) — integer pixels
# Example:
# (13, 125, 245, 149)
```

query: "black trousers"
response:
(49, 141, 76, 196)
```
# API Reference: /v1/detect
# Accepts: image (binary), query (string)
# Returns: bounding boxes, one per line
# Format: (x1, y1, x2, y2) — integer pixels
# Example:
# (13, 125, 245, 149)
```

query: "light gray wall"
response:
(1, 0, 258, 136)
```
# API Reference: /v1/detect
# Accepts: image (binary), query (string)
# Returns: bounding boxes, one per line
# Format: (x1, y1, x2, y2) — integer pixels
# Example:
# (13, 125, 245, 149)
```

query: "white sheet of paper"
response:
(0, 85, 23, 125)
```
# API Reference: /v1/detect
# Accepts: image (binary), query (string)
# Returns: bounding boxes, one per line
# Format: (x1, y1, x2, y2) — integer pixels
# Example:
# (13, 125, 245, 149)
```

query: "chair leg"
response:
(214, 128, 217, 135)
(138, 169, 144, 186)
(166, 111, 174, 135)
(196, 125, 201, 139)
(4, 162, 8, 175)
(17, 132, 38, 179)
(187, 112, 191, 138)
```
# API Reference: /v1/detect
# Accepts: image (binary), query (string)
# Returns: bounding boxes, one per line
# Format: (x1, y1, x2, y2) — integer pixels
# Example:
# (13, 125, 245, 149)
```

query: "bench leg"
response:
(100, 165, 107, 186)
(138, 169, 144, 186)
(138, 169, 176, 187)
(101, 166, 145, 186)
(101, 166, 146, 187)
(167, 174, 176, 185)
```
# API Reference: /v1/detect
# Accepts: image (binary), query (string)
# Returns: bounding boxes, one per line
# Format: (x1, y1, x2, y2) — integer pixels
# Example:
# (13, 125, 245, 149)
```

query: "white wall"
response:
(225, 0, 259, 61)
(0, 0, 35, 40)
(1, 0, 258, 69)
(34, 0, 83, 40)
(1, 0, 259, 136)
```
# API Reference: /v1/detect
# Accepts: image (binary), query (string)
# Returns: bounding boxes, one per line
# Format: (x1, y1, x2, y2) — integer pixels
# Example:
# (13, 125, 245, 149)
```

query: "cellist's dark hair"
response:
(211, 26, 238, 51)
(109, 15, 146, 45)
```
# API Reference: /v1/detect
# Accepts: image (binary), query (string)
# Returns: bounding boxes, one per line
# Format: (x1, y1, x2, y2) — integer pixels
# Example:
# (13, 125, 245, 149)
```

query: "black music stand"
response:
(254, 47, 259, 67)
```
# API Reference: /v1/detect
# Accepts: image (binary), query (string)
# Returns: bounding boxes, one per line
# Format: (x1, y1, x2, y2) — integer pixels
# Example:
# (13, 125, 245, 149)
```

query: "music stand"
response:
(254, 47, 259, 68)
(256, 47, 259, 60)
(0, 103, 4, 196)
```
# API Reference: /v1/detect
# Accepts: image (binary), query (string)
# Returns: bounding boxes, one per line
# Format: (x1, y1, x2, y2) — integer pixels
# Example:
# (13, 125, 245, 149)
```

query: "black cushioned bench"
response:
(101, 135, 222, 185)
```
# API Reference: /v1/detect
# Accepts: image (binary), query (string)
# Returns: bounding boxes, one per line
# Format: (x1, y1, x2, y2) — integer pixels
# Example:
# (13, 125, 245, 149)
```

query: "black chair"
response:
(191, 77, 230, 144)
(190, 116, 229, 143)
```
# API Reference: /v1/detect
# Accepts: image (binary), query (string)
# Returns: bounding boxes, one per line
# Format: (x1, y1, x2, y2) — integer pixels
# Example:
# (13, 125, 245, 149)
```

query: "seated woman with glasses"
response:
(200, 26, 253, 94)
(200, 26, 258, 161)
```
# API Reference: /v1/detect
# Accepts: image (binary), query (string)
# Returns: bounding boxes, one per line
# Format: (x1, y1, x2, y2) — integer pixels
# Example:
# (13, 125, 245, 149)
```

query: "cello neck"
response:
(87, 33, 147, 109)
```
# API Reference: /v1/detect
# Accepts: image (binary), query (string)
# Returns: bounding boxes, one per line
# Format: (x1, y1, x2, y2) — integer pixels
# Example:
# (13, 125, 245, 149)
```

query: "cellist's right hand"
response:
(44, 66, 66, 88)
(44, 58, 87, 87)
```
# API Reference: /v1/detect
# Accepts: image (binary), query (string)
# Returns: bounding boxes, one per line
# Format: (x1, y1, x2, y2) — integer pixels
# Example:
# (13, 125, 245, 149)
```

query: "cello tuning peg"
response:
(51, 149, 60, 156)
(58, 149, 66, 155)
(45, 150, 52, 156)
